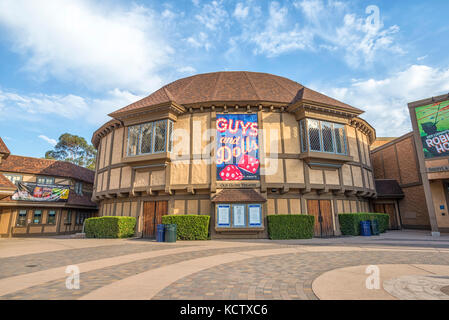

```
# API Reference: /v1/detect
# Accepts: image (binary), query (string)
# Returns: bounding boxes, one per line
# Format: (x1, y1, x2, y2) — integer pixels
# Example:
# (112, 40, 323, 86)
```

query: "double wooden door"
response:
(143, 201, 168, 238)
(307, 200, 334, 237)
(374, 203, 399, 230)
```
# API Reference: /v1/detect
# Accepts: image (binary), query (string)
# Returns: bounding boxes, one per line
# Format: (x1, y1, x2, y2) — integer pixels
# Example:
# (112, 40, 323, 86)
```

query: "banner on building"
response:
(11, 182, 70, 202)
(415, 99, 449, 159)
(216, 113, 260, 181)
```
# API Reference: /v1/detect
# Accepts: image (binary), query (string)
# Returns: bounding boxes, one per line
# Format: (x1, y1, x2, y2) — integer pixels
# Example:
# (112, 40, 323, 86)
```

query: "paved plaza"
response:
(2, 231, 449, 300)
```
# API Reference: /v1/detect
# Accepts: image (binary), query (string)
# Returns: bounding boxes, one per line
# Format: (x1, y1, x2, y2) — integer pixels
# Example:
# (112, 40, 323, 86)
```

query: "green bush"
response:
(338, 213, 389, 236)
(161, 215, 210, 240)
(267, 214, 315, 240)
(85, 216, 136, 238)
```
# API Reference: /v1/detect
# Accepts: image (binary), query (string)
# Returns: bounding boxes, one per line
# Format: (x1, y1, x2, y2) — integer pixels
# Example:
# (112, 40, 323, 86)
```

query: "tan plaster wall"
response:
(109, 168, 121, 190)
(346, 126, 359, 162)
(262, 112, 281, 155)
(150, 170, 165, 186)
(101, 171, 108, 191)
(111, 127, 124, 165)
(282, 113, 300, 154)
(173, 114, 191, 158)
(285, 159, 304, 183)
(309, 169, 324, 185)
(264, 158, 284, 183)
(352, 166, 363, 188)
(131, 201, 138, 218)
(170, 161, 190, 185)
(173, 200, 185, 214)
(191, 160, 209, 185)
(290, 198, 301, 214)
(200, 200, 211, 214)
(134, 171, 149, 188)
(99, 136, 106, 170)
(324, 170, 339, 185)
(277, 199, 288, 214)
(267, 199, 275, 215)
(120, 166, 132, 188)
(192, 113, 210, 157)
(342, 165, 353, 186)
(104, 132, 112, 168)
(187, 200, 199, 214)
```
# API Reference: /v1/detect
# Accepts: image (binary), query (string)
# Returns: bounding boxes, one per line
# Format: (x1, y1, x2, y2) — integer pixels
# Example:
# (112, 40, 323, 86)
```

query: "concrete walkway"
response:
(1, 231, 449, 300)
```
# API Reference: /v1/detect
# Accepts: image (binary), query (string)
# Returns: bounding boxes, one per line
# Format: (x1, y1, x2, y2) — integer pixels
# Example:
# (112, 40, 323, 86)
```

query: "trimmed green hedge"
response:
(161, 215, 210, 240)
(85, 216, 136, 238)
(338, 213, 389, 236)
(268, 214, 315, 239)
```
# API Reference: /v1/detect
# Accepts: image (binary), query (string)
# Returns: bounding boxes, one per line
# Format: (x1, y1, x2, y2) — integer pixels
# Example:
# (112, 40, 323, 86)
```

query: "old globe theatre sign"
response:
(216, 114, 260, 181)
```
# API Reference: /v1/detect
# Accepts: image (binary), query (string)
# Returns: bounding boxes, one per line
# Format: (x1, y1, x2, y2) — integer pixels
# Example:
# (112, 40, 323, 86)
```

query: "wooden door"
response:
(374, 203, 399, 229)
(143, 201, 168, 238)
(307, 200, 334, 237)
(307, 200, 321, 236)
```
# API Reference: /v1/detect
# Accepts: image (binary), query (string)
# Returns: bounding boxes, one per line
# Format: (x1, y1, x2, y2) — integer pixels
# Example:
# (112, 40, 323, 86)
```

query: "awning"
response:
(375, 179, 404, 199)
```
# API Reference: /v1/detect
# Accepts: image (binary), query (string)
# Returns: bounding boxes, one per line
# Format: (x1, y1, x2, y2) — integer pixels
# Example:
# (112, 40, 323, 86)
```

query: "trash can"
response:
(360, 220, 372, 236)
(156, 224, 165, 242)
(371, 219, 380, 236)
(164, 224, 177, 243)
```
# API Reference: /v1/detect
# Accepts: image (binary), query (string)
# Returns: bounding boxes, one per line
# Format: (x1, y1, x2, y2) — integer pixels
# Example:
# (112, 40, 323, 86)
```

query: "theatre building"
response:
(91, 71, 377, 239)
(0, 138, 97, 237)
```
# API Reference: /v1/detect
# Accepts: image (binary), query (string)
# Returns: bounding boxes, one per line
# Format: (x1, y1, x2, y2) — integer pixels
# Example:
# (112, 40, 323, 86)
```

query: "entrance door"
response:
(307, 200, 334, 237)
(143, 201, 168, 238)
(374, 203, 399, 229)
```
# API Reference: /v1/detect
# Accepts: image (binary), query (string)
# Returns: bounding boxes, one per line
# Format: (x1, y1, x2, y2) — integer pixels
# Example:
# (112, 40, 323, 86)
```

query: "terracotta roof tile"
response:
(109, 71, 362, 117)
(375, 179, 404, 199)
(0, 137, 10, 157)
(212, 189, 266, 203)
(0, 155, 95, 184)
(0, 173, 16, 189)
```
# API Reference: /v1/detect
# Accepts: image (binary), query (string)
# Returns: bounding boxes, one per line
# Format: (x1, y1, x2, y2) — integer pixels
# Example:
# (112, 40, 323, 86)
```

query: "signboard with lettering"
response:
(216, 114, 260, 181)
(232, 204, 246, 227)
(217, 205, 231, 227)
(248, 204, 262, 227)
(415, 99, 449, 158)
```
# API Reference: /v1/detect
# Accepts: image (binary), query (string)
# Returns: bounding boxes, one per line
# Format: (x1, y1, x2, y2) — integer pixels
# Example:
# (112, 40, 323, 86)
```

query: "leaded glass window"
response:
(127, 125, 140, 156)
(300, 119, 347, 155)
(140, 122, 153, 154)
(126, 119, 173, 157)
(153, 120, 167, 153)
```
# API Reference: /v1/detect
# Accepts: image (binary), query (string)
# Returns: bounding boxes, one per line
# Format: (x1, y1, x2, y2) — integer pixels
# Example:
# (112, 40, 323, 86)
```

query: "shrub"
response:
(161, 215, 210, 240)
(338, 213, 389, 236)
(85, 216, 136, 238)
(267, 214, 315, 240)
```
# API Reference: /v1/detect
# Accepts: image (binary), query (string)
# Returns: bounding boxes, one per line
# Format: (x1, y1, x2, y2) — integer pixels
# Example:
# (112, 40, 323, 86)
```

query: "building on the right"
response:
(408, 93, 449, 236)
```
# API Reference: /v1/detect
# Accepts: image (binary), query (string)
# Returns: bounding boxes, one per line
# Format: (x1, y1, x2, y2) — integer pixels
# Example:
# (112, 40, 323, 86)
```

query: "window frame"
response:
(4, 174, 22, 184)
(37, 176, 55, 185)
(32, 210, 42, 224)
(17, 209, 27, 227)
(74, 181, 83, 195)
(300, 118, 348, 156)
(47, 210, 56, 225)
(126, 119, 174, 157)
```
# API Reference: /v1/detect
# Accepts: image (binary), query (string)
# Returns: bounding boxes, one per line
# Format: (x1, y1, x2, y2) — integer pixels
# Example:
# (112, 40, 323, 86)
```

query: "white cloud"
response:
(244, 0, 403, 67)
(234, 3, 250, 19)
(177, 66, 197, 74)
(0, 0, 174, 93)
(0, 88, 141, 126)
(38, 135, 57, 146)
(184, 32, 212, 51)
(317, 65, 449, 137)
(195, 0, 228, 31)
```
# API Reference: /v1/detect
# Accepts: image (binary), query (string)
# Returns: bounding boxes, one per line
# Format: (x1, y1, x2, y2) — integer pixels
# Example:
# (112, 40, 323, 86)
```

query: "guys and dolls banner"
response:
(216, 114, 260, 181)
(12, 182, 70, 202)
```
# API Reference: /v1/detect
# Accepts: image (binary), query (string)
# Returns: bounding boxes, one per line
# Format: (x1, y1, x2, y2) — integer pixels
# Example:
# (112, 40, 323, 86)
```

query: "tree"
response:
(45, 133, 97, 170)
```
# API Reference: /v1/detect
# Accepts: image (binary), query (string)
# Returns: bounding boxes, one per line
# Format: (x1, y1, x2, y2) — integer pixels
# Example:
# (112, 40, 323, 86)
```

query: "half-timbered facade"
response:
(91, 71, 376, 238)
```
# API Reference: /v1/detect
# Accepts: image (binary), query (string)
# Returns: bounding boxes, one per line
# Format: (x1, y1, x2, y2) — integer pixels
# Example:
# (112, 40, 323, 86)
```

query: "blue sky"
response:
(1, 0, 449, 158)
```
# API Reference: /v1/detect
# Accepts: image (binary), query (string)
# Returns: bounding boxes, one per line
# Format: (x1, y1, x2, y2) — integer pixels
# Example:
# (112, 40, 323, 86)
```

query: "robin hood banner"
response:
(216, 113, 260, 181)
(415, 99, 449, 159)
(11, 182, 70, 202)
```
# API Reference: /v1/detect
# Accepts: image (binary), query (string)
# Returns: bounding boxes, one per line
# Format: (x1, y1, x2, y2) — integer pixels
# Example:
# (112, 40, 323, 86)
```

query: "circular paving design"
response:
(383, 275, 449, 300)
